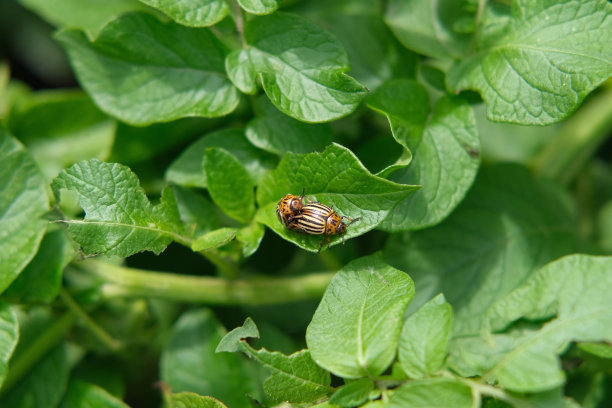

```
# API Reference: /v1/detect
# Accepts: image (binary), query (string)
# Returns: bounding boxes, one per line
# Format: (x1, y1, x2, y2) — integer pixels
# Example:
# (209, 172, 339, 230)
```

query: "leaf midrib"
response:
(64, 219, 189, 246)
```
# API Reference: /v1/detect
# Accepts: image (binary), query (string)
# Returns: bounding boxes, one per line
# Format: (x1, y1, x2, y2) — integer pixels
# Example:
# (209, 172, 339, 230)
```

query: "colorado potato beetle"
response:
(276, 188, 310, 230)
(293, 202, 360, 252)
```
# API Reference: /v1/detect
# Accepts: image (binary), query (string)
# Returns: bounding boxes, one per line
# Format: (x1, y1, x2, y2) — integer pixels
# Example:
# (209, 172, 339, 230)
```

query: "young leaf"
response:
(192, 228, 237, 252)
(0, 130, 49, 293)
(385, 0, 473, 59)
(384, 163, 578, 336)
(167, 392, 228, 408)
(306, 254, 414, 378)
(230, 12, 367, 123)
(3, 229, 74, 303)
(447, 0, 612, 125)
(387, 378, 473, 408)
(166, 128, 276, 189)
(203, 147, 255, 223)
(216, 317, 260, 353)
(52, 160, 184, 257)
(161, 309, 260, 408)
(0, 303, 18, 388)
(237, 0, 278, 15)
(256, 144, 419, 251)
(329, 378, 374, 407)
(218, 318, 331, 403)
(55, 12, 239, 125)
(479, 254, 612, 392)
(398, 294, 453, 379)
(371, 87, 480, 231)
(246, 97, 334, 155)
(137, 0, 228, 27)
(59, 379, 129, 408)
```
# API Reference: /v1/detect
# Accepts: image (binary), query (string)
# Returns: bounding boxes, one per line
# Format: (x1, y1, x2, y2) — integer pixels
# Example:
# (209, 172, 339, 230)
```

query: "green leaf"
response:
(192, 228, 237, 251)
(6, 90, 115, 180)
(0, 303, 18, 388)
(256, 144, 419, 252)
(59, 379, 129, 408)
(477, 254, 612, 392)
(166, 128, 276, 189)
(387, 378, 473, 408)
(320, 14, 418, 91)
(232, 12, 367, 123)
(306, 254, 414, 378)
(225, 50, 258, 94)
(329, 378, 374, 407)
(236, 221, 265, 257)
(55, 12, 239, 125)
(0, 343, 71, 408)
(372, 89, 480, 231)
(367, 79, 430, 152)
(52, 160, 184, 257)
(168, 392, 228, 408)
(447, 0, 612, 125)
(0, 130, 49, 293)
(254, 348, 331, 404)
(218, 318, 331, 403)
(4, 229, 74, 303)
(19, 0, 149, 37)
(111, 118, 211, 165)
(578, 342, 612, 359)
(161, 309, 259, 408)
(384, 163, 578, 336)
(237, 0, 278, 15)
(474, 103, 558, 163)
(398, 294, 453, 379)
(246, 97, 334, 155)
(203, 147, 255, 223)
(385, 0, 473, 59)
(216, 317, 260, 353)
(172, 185, 221, 239)
(137, 0, 228, 27)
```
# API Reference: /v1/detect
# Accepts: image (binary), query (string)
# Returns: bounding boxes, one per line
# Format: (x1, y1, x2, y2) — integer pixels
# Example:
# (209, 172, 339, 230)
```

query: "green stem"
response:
(79, 260, 335, 305)
(0, 312, 75, 397)
(59, 289, 122, 352)
(531, 83, 612, 185)
(449, 374, 531, 408)
(200, 248, 240, 279)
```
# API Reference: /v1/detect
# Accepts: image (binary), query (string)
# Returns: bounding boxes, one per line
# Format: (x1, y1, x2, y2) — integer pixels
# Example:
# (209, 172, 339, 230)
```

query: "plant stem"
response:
(0, 312, 75, 397)
(79, 260, 335, 305)
(59, 289, 122, 352)
(531, 83, 612, 185)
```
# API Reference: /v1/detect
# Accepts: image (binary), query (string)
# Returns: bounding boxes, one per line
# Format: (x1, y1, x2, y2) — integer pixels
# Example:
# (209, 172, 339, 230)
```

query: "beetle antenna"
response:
(342, 216, 360, 225)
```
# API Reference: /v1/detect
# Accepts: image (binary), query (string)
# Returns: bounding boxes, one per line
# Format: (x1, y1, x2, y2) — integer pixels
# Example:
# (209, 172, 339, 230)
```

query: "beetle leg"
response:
(317, 237, 324, 253)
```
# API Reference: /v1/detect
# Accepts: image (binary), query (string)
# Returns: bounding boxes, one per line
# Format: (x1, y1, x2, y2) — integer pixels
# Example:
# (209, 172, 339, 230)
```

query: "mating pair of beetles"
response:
(276, 189, 360, 252)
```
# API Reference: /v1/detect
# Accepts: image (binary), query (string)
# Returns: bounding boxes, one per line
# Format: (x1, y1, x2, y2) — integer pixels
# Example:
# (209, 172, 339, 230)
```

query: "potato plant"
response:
(1, 0, 612, 407)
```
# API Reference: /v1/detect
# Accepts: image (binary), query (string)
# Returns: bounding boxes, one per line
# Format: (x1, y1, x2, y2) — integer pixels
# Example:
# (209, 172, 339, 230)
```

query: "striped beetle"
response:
(292, 202, 360, 252)
(276, 188, 310, 230)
